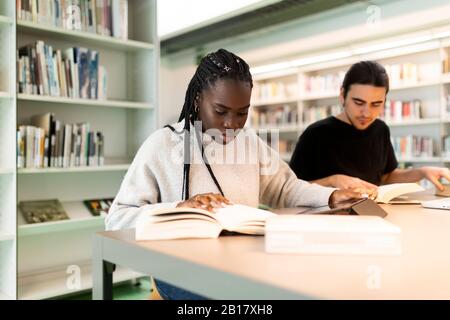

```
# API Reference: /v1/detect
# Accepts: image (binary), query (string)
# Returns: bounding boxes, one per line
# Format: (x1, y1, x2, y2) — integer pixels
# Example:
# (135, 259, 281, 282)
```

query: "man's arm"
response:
(382, 167, 450, 191)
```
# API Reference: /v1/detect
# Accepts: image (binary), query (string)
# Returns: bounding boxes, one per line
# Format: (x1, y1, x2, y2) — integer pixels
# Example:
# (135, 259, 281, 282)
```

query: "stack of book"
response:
(265, 215, 401, 256)
(17, 113, 105, 169)
(381, 99, 422, 122)
(17, 0, 129, 39)
(391, 135, 434, 159)
(303, 104, 341, 125)
(17, 41, 107, 99)
(251, 105, 298, 129)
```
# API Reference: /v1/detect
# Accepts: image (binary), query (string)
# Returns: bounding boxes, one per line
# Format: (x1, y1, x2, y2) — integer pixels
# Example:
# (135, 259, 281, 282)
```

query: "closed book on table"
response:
(265, 215, 401, 256)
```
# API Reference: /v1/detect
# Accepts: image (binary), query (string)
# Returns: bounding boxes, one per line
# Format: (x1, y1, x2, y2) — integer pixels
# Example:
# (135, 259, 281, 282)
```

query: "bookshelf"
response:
(0, 1, 16, 301)
(12, 0, 159, 299)
(250, 30, 450, 167)
(18, 93, 153, 109)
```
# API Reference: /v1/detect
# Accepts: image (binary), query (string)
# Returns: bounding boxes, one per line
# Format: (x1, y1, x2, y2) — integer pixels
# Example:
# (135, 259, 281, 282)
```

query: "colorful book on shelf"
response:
(19, 199, 69, 224)
(135, 204, 276, 241)
(18, 41, 107, 100)
(84, 198, 114, 216)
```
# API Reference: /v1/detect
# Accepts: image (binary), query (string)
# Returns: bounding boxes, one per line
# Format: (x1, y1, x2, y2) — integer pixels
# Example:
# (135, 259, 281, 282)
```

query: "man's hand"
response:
(420, 167, 450, 191)
(176, 193, 232, 212)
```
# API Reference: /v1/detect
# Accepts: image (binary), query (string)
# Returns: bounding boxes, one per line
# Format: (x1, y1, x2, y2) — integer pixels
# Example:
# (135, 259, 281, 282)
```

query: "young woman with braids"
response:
(106, 49, 363, 299)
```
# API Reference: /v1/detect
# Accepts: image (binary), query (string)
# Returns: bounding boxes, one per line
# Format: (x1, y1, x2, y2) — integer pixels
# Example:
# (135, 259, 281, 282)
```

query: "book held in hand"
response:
(19, 199, 70, 224)
(135, 204, 276, 241)
(376, 183, 425, 204)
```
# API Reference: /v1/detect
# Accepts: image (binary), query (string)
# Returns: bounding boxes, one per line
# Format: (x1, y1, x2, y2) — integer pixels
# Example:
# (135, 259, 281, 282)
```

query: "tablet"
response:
(297, 198, 388, 218)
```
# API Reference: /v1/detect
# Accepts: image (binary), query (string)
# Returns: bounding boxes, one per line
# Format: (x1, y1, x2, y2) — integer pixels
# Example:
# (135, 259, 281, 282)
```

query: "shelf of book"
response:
(0, 232, 15, 242)
(18, 262, 145, 300)
(15, 0, 158, 299)
(385, 118, 441, 127)
(18, 163, 130, 174)
(397, 157, 442, 163)
(18, 200, 108, 237)
(300, 91, 338, 101)
(18, 94, 153, 110)
(251, 97, 299, 107)
(17, 20, 154, 52)
(256, 125, 300, 133)
(389, 79, 442, 91)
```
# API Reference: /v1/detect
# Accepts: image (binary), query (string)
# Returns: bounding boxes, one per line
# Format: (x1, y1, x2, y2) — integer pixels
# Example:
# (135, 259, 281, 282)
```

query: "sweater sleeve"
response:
(258, 137, 335, 208)
(105, 133, 178, 231)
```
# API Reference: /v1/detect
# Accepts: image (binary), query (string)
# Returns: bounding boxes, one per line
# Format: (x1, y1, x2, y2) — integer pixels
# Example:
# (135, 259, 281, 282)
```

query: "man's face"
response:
(340, 84, 386, 130)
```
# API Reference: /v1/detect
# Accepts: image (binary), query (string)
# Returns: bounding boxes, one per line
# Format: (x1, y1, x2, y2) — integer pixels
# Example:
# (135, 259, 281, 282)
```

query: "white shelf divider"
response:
(0, 291, 13, 300)
(385, 118, 441, 126)
(18, 263, 145, 300)
(0, 91, 12, 99)
(0, 15, 13, 25)
(251, 97, 299, 107)
(18, 94, 153, 109)
(17, 20, 154, 52)
(0, 232, 15, 242)
(18, 163, 130, 174)
(397, 157, 442, 163)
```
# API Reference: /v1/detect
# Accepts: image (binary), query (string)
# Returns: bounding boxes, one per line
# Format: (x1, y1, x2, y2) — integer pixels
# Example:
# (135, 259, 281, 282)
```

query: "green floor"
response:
(55, 277, 152, 300)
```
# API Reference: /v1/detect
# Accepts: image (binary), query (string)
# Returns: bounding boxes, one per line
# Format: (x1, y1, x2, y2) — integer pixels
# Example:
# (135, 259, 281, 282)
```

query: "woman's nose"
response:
(224, 116, 240, 130)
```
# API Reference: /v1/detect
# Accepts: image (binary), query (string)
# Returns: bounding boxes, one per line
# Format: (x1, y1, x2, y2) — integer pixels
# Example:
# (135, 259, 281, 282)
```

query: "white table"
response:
(92, 202, 450, 299)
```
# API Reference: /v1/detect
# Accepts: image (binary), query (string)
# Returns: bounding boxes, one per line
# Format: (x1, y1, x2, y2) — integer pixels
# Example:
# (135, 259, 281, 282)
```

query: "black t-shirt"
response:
(289, 116, 398, 185)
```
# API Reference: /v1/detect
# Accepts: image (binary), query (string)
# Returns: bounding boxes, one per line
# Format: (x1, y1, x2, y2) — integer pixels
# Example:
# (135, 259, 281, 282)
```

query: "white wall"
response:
(159, 0, 450, 127)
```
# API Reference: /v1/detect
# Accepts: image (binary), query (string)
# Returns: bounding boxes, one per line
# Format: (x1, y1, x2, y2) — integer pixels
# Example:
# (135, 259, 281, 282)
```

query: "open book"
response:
(376, 183, 425, 204)
(135, 204, 276, 241)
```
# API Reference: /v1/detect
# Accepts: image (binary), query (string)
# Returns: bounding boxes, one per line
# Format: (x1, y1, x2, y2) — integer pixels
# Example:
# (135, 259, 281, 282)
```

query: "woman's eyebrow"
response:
(214, 103, 250, 110)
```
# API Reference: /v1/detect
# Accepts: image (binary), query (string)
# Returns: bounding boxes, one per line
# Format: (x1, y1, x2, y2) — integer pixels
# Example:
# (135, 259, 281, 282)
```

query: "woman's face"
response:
(197, 79, 252, 144)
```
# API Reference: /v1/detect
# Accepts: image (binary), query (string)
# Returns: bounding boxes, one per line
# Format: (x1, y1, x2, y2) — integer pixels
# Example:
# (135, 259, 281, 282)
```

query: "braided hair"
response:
(175, 48, 253, 200)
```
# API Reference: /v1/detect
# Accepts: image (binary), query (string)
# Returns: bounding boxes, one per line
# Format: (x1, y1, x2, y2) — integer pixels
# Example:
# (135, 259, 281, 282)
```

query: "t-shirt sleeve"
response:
(289, 129, 315, 180)
(384, 126, 398, 174)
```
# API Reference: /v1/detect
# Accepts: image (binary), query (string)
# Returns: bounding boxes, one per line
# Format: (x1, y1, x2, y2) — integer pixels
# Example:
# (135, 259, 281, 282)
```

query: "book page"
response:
(214, 204, 276, 234)
(376, 183, 424, 204)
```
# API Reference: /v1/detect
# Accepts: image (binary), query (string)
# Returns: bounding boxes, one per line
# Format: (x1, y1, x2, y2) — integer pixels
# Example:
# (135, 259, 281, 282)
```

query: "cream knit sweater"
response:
(106, 120, 335, 230)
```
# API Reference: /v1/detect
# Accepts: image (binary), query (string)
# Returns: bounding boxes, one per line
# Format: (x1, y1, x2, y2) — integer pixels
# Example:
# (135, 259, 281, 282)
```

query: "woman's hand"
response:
(330, 174, 378, 200)
(328, 189, 366, 207)
(176, 193, 232, 212)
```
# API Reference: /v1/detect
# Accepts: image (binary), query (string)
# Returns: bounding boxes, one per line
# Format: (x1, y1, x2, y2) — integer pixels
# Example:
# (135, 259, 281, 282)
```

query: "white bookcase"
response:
(8, 0, 159, 299)
(0, 0, 16, 301)
(250, 30, 450, 167)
